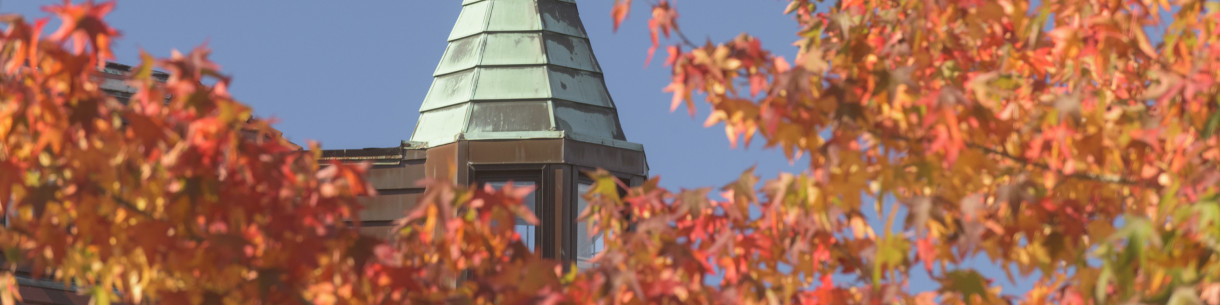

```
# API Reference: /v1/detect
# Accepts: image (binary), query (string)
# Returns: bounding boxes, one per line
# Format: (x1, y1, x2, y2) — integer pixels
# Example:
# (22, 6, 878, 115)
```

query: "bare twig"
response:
(672, 25, 699, 49)
(109, 193, 159, 220)
(960, 141, 1140, 185)
(874, 133, 1143, 185)
(646, 0, 699, 49)
(107, 190, 207, 242)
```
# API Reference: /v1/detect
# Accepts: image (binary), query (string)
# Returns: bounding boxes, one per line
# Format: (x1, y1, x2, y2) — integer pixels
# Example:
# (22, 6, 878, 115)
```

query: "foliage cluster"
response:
(1, 0, 1219, 304)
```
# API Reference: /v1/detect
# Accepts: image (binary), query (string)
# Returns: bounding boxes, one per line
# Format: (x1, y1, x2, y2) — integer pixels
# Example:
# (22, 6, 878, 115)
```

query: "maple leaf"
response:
(939, 270, 994, 304)
(610, 0, 632, 32)
(644, 1, 677, 67)
(44, 0, 118, 63)
(4, 0, 1220, 304)
(0, 15, 47, 74)
(902, 196, 934, 236)
(915, 237, 936, 274)
(958, 194, 986, 255)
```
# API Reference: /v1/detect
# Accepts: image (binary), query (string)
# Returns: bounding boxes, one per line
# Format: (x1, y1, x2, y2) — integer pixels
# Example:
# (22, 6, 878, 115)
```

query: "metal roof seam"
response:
(447, 29, 591, 43)
(460, 92, 477, 135)
(434, 63, 605, 78)
(547, 100, 559, 131)
(463, 0, 579, 5)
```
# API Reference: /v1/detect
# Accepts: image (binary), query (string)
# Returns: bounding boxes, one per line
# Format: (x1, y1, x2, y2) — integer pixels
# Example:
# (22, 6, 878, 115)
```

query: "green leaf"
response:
(561, 263, 578, 284)
(1204, 96, 1220, 138)
(1167, 287, 1203, 305)
(1095, 267, 1114, 303)
(1108, 217, 1161, 262)
(91, 286, 111, 305)
(1097, 217, 1162, 301)
(939, 270, 991, 304)
(873, 235, 910, 284)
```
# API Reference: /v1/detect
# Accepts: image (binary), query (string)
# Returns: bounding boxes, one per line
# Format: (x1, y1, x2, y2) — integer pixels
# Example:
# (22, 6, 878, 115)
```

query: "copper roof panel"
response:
(434, 35, 484, 76)
(553, 101, 625, 141)
(411, 103, 469, 146)
(467, 101, 553, 132)
(473, 67, 551, 100)
(480, 33, 546, 66)
(538, 1, 587, 38)
(547, 67, 612, 108)
(420, 69, 476, 111)
(448, 1, 490, 41)
(486, 0, 542, 32)
(543, 33, 600, 73)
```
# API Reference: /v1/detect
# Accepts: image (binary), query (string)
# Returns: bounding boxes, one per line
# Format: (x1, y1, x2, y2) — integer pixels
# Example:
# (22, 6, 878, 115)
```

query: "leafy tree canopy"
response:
(1, 0, 1218, 304)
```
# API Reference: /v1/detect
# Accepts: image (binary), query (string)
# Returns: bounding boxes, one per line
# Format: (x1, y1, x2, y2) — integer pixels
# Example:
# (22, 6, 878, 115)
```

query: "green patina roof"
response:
(409, 0, 643, 151)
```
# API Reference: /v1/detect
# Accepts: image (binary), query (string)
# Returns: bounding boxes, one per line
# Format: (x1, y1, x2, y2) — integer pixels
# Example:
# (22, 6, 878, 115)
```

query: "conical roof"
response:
(408, 0, 642, 151)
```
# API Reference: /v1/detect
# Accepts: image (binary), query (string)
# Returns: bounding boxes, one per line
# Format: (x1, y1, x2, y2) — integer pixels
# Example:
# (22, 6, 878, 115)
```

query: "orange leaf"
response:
(610, 0, 632, 32)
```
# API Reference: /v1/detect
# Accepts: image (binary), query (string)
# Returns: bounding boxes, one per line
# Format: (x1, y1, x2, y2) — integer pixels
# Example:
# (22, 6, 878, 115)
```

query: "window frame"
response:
(471, 166, 546, 254)
(569, 171, 630, 270)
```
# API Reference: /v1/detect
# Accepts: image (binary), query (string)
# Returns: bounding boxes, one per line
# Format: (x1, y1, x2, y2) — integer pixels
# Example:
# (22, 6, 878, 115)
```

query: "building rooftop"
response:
(409, 0, 642, 151)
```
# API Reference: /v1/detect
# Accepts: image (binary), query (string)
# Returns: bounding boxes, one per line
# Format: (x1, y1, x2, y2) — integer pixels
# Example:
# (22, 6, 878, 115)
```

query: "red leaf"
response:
(664, 45, 682, 67)
(644, 1, 677, 66)
(916, 237, 936, 273)
(44, 0, 118, 63)
(749, 73, 766, 97)
(610, 0, 632, 32)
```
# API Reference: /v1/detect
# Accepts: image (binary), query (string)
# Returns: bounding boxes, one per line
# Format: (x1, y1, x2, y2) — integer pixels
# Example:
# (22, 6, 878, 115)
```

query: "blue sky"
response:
(2, 0, 1042, 296)
(0, 0, 806, 190)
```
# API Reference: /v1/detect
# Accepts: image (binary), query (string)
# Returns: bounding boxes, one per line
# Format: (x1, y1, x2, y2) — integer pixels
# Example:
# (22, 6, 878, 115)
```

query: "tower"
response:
(323, 0, 647, 267)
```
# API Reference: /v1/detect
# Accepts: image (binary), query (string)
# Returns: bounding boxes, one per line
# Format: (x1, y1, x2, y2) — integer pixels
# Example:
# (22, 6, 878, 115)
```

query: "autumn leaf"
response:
(644, 1, 677, 67)
(610, 0, 631, 32)
(5, 0, 1220, 304)
(939, 270, 994, 305)
(44, 0, 118, 63)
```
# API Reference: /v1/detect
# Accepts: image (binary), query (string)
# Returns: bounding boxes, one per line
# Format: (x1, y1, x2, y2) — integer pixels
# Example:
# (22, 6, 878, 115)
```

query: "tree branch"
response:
(959, 141, 1141, 185)
(873, 133, 1144, 186)
(671, 25, 699, 49)
(106, 190, 206, 242)
(109, 194, 159, 220)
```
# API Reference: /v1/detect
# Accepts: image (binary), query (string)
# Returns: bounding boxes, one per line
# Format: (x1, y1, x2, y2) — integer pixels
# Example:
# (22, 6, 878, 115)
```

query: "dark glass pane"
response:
(487, 181, 538, 252)
(576, 182, 603, 270)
